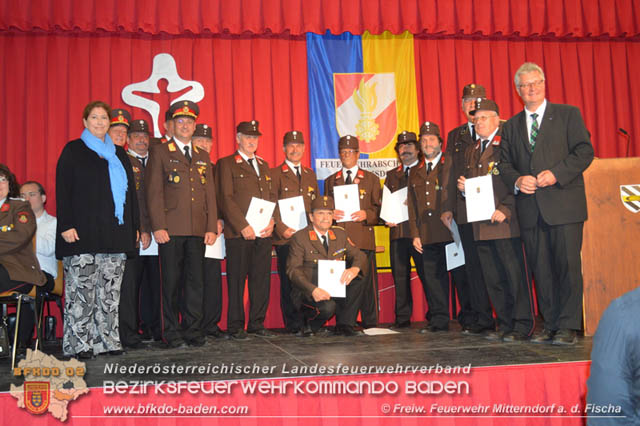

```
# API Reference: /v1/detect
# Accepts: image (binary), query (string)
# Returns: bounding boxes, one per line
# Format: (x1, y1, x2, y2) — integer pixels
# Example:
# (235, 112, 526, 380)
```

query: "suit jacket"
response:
(383, 165, 412, 240)
(464, 128, 521, 241)
(286, 225, 367, 306)
(127, 153, 151, 234)
(499, 102, 594, 228)
(324, 168, 381, 251)
(145, 139, 218, 237)
(407, 158, 452, 245)
(271, 162, 319, 245)
(216, 151, 276, 239)
(442, 123, 477, 224)
(0, 199, 46, 286)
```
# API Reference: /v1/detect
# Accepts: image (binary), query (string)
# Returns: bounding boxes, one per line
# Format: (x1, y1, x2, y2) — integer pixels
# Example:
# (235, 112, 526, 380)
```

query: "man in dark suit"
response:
(287, 196, 367, 337)
(440, 84, 494, 334)
(324, 135, 382, 328)
(499, 62, 594, 345)
(407, 122, 453, 333)
(146, 101, 218, 348)
(383, 131, 425, 329)
(216, 120, 276, 340)
(271, 131, 319, 335)
(460, 99, 534, 342)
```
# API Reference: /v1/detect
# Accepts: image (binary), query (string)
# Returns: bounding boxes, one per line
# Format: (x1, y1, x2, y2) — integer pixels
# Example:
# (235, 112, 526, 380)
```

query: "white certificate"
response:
(139, 234, 158, 256)
(380, 185, 409, 224)
(246, 197, 276, 236)
(333, 184, 360, 223)
(278, 196, 308, 231)
(464, 175, 495, 223)
(204, 233, 226, 259)
(445, 242, 465, 271)
(318, 259, 346, 298)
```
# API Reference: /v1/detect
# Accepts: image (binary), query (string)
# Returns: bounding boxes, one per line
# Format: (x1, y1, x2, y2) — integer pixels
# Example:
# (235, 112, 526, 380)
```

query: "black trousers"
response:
(118, 256, 142, 346)
(300, 277, 364, 330)
(457, 222, 494, 328)
(521, 218, 585, 331)
(275, 244, 304, 332)
(390, 238, 425, 324)
(137, 255, 162, 340)
(476, 237, 534, 335)
(202, 258, 224, 333)
(0, 264, 36, 346)
(357, 250, 378, 327)
(417, 242, 450, 328)
(158, 236, 205, 343)
(225, 237, 272, 333)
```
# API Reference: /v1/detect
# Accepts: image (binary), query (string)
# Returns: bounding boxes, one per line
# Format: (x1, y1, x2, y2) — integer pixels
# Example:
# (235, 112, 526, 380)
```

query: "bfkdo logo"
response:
(334, 73, 398, 153)
(24, 381, 50, 414)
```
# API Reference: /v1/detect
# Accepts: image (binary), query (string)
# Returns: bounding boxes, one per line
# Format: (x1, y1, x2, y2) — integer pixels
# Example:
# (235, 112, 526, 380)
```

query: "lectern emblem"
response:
(620, 185, 640, 213)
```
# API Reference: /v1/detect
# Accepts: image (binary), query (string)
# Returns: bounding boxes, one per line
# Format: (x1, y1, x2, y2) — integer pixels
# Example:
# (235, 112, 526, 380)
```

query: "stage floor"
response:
(1, 320, 592, 391)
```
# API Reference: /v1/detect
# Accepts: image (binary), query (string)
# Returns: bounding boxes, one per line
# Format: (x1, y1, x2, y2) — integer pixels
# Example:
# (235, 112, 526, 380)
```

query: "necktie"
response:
(138, 156, 146, 168)
(295, 165, 301, 182)
(404, 166, 410, 178)
(427, 162, 433, 174)
(321, 235, 329, 253)
(248, 158, 258, 176)
(345, 170, 353, 184)
(470, 124, 476, 142)
(481, 139, 490, 153)
(183, 146, 191, 163)
(530, 113, 539, 152)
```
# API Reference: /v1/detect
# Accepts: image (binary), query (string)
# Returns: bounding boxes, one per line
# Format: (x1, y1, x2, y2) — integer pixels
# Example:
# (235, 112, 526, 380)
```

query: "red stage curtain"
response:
(0, 32, 310, 209)
(414, 36, 640, 159)
(1, 0, 638, 38)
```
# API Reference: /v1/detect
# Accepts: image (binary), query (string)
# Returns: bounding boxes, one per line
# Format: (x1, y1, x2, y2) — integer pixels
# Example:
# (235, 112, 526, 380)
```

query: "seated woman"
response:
(0, 163, 48, 349)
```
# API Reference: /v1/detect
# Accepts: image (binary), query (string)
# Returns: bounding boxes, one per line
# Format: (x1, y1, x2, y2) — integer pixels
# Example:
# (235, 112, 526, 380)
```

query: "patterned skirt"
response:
(62, 253, 126, 356)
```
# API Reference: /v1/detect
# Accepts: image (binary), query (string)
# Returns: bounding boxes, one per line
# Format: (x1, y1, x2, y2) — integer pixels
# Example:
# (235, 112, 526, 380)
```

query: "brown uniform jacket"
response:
(0, 199, 46, 286)
(145, 139, 218, 237)
(463, 129, 520, 241)
(324, 168, 381, 251)
(216, 152, 276, 239)
(271, 162, 319, 245)
(442, 123, 477, 224)
(127, 153, 151, 234)
(286, 225, 367, 306)
(383, 165, 413, 240)
(407, 157, 452, 245)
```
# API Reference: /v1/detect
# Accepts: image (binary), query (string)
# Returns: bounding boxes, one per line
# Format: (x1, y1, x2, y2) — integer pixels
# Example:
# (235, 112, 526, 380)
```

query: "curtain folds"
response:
(1, 0, 638, 38)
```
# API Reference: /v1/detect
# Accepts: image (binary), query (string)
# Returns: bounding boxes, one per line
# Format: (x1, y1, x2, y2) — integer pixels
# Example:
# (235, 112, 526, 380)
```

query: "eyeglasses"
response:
(518, 80, 544, 90)
(339, 149, 358, 156)
(20, 191, 40, 198)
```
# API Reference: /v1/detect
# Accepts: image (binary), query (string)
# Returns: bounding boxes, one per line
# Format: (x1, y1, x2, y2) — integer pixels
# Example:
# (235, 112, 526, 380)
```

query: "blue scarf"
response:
(81, 128, 128, 225)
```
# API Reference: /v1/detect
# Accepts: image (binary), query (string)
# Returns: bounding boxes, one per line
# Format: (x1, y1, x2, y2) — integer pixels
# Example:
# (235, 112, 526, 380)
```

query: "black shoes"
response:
(77, 350, 94, 360)
(336, 325, 364, 337)
(552, 329, 577, 346)
(419, 324, 449, 334)
(165, 339, 188, 349)
(484, 330, 506, 341)
(391, 320, 411, 329)
(531, 329, 556, 344)
(207, 329, 230, 340)
(229, 330, 249, 341)
(502, 331, 529, 343)
(248, 329, 277, 338)
(462, 324, 494, 335)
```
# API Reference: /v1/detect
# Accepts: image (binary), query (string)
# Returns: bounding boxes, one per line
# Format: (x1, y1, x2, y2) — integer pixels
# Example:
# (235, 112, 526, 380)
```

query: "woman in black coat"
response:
(56, 100, 139, 359)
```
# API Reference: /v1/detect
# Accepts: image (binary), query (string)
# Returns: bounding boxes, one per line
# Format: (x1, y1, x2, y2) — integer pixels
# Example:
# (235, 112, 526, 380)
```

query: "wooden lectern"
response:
(582, 157, 640, 336)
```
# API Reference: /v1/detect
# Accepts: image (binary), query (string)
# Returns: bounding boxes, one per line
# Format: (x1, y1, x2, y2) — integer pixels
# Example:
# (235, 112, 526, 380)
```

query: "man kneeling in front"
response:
(287, 196, 367, 337)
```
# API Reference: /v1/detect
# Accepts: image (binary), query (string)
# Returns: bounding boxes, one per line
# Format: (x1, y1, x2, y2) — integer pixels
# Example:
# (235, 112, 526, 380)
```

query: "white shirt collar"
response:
(172, 138, 192, 155)
(525, 98, 547, 120)
(0, 198, 5, 207)
(285, 159, 301, 172)
(426, 152, 442, 168)
(342, 165, 359, 178)
(237, 150, 260, 175)
(467, 121, 475, 136)
(314, 227, 329, 241)
(478, 127, 500, 143)
(404, 159, 419, 171)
